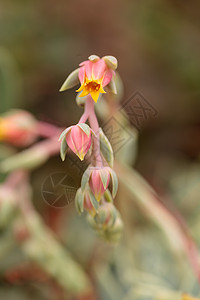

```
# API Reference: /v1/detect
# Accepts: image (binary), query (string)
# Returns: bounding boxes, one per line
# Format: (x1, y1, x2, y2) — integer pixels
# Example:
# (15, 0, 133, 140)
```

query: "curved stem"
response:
(86, 96, 103, 167)
(36, 122, 61, 138)
(78, 110, 89, 124)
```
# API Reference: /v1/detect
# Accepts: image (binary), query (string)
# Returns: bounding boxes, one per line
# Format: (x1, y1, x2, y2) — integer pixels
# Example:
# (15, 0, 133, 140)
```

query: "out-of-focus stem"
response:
(36, 122, 61, 138)
(0, 136, 60, 173)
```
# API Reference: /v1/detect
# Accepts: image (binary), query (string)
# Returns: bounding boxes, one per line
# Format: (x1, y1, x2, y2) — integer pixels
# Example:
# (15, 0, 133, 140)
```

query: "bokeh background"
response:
(0, 0, 200, 299)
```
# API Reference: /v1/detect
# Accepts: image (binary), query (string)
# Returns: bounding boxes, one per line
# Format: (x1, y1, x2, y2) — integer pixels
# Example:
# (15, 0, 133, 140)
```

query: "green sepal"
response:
(58, 127, 72, 141)
(99, 128, 114, 168)
(99, 168, 110, 190)
(60, 137, 68, 161)
(109, 169, 118, 198)
(104, 189, 113, 203)
(88, 189, 99, 211)
(75, 188, 84, 215)
(81, 167, 92, 191)
(59, 68, 79, 91)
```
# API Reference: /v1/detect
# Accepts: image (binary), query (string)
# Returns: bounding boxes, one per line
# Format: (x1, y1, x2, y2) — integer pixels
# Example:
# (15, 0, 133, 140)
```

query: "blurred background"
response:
(0, 0, 200, 299)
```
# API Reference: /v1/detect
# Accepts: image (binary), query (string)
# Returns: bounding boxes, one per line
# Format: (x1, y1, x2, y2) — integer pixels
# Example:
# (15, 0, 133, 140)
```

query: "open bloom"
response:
(60, 55, 118, 103)
(59, 123, 94, 161)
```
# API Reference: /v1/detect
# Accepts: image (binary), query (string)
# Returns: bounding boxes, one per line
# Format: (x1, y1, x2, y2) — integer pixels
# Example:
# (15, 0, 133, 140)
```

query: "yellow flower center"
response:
(76, 77, 106, 102)
(85, 80, 100, 92)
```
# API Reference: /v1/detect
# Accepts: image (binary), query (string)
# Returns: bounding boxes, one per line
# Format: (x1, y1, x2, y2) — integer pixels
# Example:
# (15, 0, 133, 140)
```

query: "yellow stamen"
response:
(76, 77, 106, 102)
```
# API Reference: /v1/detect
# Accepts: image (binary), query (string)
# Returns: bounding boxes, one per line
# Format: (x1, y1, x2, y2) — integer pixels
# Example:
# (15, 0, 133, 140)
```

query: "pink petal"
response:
(78, 66, 85, 84)
(102, 70, 115, 87)
(92, 59, 107, 80)
(84, 61, 93, 80)
(72, 126, 91, 153)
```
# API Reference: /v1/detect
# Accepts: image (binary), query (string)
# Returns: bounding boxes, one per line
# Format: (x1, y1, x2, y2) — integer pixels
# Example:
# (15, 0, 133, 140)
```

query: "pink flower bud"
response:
(95, 203, 117, 229)
(65, 123, 92, 161)
(89, 167, 110, 201)
(83, 190, 96, 216)
(0, 110, 37, 147)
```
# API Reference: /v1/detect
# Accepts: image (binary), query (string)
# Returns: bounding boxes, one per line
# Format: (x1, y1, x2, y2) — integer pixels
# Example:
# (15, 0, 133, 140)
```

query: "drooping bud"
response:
(75, 187, 99, 216)
(0, 110, 37, 147)
(59, 123, 95, 161)
(94, 202, 117, 228)
(87, 208, 123, 243)
(89, 167, 110, 201)
(81, 166, 118, 200)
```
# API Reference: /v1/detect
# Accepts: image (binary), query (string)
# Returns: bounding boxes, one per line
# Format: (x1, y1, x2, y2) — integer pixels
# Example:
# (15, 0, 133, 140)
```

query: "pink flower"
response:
(77, 55, 117, 102)
(59, 123, 94, 161)
(89, 167, 110, 201)
(60, 55, 118, 103)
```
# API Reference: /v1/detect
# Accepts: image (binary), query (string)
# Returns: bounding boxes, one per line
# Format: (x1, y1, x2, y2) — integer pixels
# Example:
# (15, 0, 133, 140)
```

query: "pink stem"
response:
(86, 96, 103, 167)
(78, 110, 89, 124)
(36, 122, 61, 138)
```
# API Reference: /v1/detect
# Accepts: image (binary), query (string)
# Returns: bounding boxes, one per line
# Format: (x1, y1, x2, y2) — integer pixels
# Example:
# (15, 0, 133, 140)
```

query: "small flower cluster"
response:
(59, 55, 123, 242)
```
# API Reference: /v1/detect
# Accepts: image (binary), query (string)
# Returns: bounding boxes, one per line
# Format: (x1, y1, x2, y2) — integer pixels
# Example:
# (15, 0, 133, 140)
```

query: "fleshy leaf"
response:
(103, 56, 118, 70)
(104, 189, 113, 203)
(107, 77, 117, 94)
(109, 169, 118, 198)
(88, 189, 99, 211)
(99, 128, 114, 167)
(81, 168, 92, 191)
(77, 123, 91, 137)
(59, 68, 80, 91)
(75, 188, 84, 214)
(110, 206, 118, 227)
(88, 55, 100, 62)
(99, 168, 110, 190)
(60, 137, 68, 161)
(58, 127, 72, 141)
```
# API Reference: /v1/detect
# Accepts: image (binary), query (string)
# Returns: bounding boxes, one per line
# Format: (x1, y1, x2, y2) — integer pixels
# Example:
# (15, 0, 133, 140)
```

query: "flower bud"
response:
(75, 187, 99, 216)
(94, 203, 117, 228)
(59, 123, 94, 161)
(81, 166, 118, 200)
(0, 110, 37, 147)
(89, 167, 110, 201)
(87, 210, 123, 243)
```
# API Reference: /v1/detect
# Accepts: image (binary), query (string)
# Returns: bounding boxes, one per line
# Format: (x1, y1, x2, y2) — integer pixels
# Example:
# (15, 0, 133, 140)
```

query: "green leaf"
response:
(107, 77, 117, 94)
(81, 168, 91, 191)
(88, 189, 99, 211)
(75, 188, 84, 214)
(110, 206, 118, 227)
(77, 123, 91, 137)
(99, 168, 110, 189)
(99, 128, 114, 167)
(59, 68, 79, 91)
(109, 169, 118, 198)
(60, 137, 68, 161)
(58, 127, 72, 141)
(104, 189, 113, 203)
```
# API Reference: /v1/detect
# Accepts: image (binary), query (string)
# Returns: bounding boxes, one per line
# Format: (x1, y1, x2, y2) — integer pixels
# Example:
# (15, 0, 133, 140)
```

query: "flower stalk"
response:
(59, 55, 123, 242)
